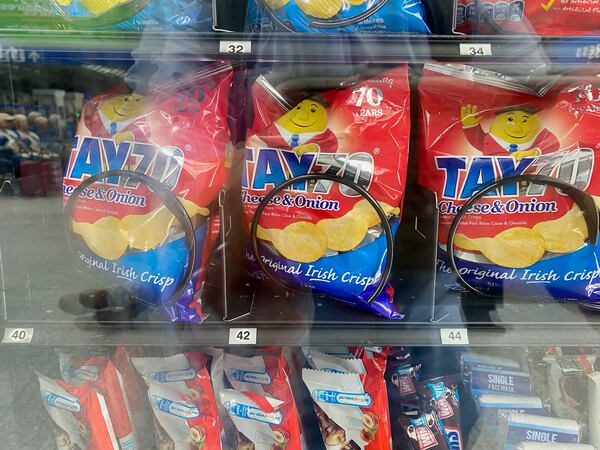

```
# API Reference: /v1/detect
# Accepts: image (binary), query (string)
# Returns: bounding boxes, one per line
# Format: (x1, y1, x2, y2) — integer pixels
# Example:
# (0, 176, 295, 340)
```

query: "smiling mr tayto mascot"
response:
(82, 92, 149, 144)
(461, 104, 560, 161)
(256, 97, 338, 156)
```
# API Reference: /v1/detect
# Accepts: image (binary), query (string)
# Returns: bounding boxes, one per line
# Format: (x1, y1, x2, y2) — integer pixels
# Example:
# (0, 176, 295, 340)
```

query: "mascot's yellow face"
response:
(276, 100, 328, 134)
(490, 109, 542, 145)
(100, 94, 146, 123)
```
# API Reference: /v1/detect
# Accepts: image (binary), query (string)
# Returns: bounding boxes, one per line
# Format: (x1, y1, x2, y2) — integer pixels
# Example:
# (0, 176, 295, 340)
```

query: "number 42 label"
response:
(440, 328, 469, 345)
(229, 328, 257, 345)
(2, 328, 34, 344)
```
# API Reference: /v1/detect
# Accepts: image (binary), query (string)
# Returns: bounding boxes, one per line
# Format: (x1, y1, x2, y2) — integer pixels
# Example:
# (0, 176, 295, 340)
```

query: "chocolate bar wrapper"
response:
(416, 375, 462, 450)
(305, 349, 367, 375)
(302, 368, 392, 449)
(398, 411, 450, 450)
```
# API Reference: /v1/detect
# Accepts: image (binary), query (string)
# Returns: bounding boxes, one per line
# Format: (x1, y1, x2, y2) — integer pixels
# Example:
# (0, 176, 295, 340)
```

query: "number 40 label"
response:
(440, 328, 469, 345)
(2, 328, 34, 344)
(229, 328, 257, 345)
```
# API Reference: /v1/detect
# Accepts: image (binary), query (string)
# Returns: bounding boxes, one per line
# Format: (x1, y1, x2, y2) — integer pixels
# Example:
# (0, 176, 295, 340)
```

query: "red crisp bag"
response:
(59, 351, 137, 448)
(419, 64, 600, 301)
(132, 352, 223, 449)
(63, 63, 233, 322)
(243, 66, 411, 319)
(454, 0, 600, 35)
(38, 373, 119, 450)
(219, 389, 304, 450)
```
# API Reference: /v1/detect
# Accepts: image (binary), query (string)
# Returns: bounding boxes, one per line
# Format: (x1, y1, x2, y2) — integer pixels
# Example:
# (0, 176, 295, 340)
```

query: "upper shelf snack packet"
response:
(418, 64, 600, 300)
(0, 0, 214, 31)
(246, 0, 430, 33)
(454, 0, 600, 35)
(243, 66, 411, 319)
(63, 63, 233, 322)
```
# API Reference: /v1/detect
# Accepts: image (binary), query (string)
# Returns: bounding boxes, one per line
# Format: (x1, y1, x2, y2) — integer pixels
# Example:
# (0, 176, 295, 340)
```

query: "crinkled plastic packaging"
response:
(418, 64, 600, 302)
(398, 411, 450, 450)
(454, 0, 600, 36)
(0, 0, 214, 31)
(244, 66, 411, 319)
(132, 352, 223, 450)
(63, 63, 233, 322)
(37, 373, 120, 450)
(302, 351, 392, 449)
(246, 0, 430, 33)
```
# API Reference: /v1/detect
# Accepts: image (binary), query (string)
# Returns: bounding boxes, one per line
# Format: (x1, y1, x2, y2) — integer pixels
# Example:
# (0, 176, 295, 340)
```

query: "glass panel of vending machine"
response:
(1, 0, 600, 449)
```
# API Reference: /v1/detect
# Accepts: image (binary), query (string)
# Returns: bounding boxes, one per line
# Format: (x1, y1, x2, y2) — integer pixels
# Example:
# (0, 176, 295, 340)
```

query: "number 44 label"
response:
(2, 328, 34, 344)
(229, 328, 257, 345)
(440, 328, 469, 345)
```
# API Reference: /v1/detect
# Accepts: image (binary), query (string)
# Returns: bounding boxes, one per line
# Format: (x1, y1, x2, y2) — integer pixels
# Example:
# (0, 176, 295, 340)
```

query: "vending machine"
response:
(1, 1, 600, 449)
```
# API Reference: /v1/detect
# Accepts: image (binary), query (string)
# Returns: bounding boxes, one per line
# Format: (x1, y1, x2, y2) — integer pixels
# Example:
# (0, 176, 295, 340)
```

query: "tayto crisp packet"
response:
(302, 367, 392, 449)
(219, 389, 303, 450)
(132, 352, 223, 450)
(418, 63, 600, 301)
(453, 0, 600, 36)
(243, 66, 411, 319)
(37, 373, 119, 450)
(245, 0, 430, 34)
(0, 0, 214, 31)
(58, 351, 138, 449)
(63, 63, 233, 322)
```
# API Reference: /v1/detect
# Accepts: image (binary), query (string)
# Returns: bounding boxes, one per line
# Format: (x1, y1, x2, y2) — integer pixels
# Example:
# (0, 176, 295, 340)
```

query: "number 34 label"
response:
(440, 328, 469, 345)
(459, 43, 492, 56)
(229, 328, 257, 345)
(2, 328, 34, 344)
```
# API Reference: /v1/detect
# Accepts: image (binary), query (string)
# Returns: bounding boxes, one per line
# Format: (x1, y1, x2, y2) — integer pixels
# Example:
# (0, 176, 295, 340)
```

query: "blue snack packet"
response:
(246, 0, 431, 33)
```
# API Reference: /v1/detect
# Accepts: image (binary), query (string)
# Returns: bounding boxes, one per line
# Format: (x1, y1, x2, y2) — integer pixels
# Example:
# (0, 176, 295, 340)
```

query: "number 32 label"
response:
(219, 41, 252, 54)
(229, 328, 257, 345)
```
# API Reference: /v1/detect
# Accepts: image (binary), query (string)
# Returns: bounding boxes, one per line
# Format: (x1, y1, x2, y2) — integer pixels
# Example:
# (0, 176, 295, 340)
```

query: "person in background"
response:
(14, 113, 40, 159)
(0, 112, 21, 194)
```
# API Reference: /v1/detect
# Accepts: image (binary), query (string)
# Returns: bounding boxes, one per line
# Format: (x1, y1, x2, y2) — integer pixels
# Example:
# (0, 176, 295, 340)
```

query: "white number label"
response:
(2, 328, 34, 344)
(440, 328, 469, 345)
(219, 41, 252, 54)
(229, 328, 257, 345)
(459, 43, 492, 56)
(354, 86, 383, 107)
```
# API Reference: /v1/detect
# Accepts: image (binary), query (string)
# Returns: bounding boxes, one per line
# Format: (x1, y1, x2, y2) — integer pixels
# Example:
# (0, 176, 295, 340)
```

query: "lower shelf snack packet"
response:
(63, 62, 233, 322)
(58, 351, 138, 449)
(243, 65, 411, 319)
(37, 373, 119, 450)
(0, 0, 214, 31)
(131, 352, 223, 450)
(219, 388, 303, 450)
(453, 0, 600, 36)
(245, 0, 430, 34)
(416, 375, 463, 450)
(500, 413, 583, 449)
(544, 354, 599, 421)
(418, 63, 600, 301)
(302, 367, 392, 449)
(398, 411, 450, 450)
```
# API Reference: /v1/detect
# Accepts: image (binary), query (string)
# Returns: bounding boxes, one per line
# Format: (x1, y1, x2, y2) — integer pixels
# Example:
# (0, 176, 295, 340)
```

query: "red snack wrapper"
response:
(38, 373, 119, 450)
(302, 367, 392, 449)
(418, 64, 600, 301)
(132, 352, 223, 449)
(63, 63, 233, 323)
(243, 66, 411, 319)
(219, 389, 303, 450)
(454, 0, 600, 36)
(58, 351, 137, 448)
